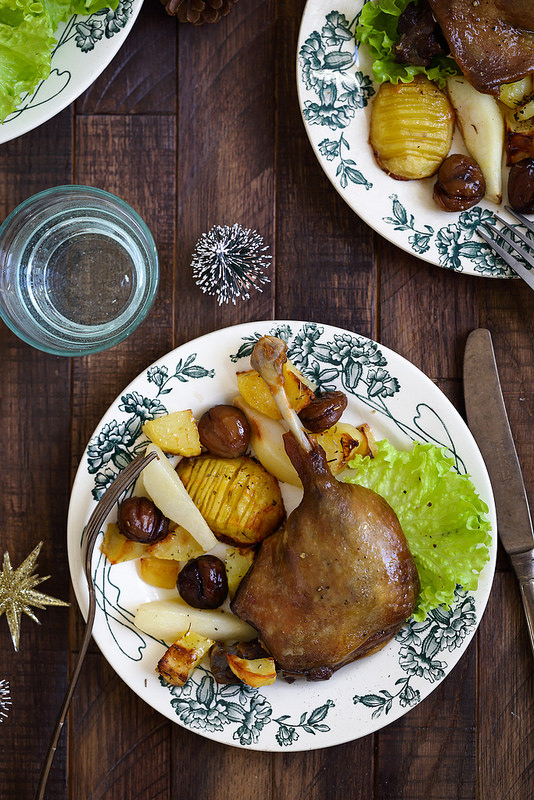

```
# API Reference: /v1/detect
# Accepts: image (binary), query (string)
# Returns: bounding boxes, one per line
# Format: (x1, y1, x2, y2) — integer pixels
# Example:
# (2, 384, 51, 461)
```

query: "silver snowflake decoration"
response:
(0, 679, 11, 722)
(191, 224, 271, 305)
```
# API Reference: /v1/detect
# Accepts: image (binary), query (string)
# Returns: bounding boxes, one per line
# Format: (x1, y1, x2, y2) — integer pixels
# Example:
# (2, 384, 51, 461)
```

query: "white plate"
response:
(0, 0, 143, 144)
(68, 320, 497, 751)
(297, 1, 520, 278)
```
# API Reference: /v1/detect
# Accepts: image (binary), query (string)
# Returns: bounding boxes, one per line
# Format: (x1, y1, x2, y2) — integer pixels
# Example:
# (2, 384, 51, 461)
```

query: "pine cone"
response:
(162, 0, 239, 24)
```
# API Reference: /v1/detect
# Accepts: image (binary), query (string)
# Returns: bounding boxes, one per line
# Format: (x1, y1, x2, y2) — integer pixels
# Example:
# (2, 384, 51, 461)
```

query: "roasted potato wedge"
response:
(100, 523, 147, 564)
(137, 556, 181, 589)
(177, 455, 285, 546)
(156, 630, 214, 686)
(370, 76, 454, 180)
(237, 360, 314, 420)
(143, 410, 201, 457)
(226, 653, 277, 688)
(499, 77, 532, 109)
(224, 546, 256, 598)
(145, 524, 205, 561)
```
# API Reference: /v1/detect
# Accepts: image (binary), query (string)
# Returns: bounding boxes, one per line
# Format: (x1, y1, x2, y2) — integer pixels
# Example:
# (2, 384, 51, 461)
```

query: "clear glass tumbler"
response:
(0, 185, 159, 356)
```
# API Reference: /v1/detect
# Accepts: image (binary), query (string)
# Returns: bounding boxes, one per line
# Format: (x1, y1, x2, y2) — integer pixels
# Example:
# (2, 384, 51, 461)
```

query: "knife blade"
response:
(464, 328, 534, 656)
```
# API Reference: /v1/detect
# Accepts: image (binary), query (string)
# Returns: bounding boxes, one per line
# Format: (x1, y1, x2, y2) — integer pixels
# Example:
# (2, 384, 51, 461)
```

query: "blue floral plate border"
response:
(0, 0, 143, 144)
(67, 321, 497, 750)
(297, 1, 531, 279)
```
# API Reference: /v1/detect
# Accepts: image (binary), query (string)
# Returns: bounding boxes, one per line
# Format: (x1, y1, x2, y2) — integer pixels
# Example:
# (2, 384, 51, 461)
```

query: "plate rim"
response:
(0, 0, 144, 145)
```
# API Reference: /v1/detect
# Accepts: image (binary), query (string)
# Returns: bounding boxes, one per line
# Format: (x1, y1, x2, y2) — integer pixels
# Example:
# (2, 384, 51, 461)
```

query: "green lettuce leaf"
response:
(0, 0, 119, 123)
(356, 0, 460, 88)
(344, 439, 492, 621)
(0, 0, 55, 121)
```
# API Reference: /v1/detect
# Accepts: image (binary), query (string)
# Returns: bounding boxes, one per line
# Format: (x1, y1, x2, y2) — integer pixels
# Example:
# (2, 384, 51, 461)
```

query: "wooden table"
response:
(0, 2, 532, 798)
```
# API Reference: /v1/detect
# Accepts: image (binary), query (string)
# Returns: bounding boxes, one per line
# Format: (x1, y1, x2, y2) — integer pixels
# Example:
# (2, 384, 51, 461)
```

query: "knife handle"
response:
(511, 551, 534, 659)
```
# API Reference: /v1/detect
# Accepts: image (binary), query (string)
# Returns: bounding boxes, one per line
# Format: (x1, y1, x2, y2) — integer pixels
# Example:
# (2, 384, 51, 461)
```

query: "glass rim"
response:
(0, 184, 159, 357)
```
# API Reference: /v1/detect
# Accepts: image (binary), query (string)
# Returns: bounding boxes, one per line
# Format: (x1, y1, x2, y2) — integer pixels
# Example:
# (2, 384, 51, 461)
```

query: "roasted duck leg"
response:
(231, 336, 420, 680)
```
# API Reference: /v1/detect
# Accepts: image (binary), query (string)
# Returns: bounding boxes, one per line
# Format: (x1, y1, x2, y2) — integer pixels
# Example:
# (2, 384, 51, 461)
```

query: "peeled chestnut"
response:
(508, 158, 534, 212)
(198, 404, 250, 458)
(117, 496, 169, 544)
(433, 154, 485, 212)
(298, 390, 348, 433)
(178, 554, 228, 609)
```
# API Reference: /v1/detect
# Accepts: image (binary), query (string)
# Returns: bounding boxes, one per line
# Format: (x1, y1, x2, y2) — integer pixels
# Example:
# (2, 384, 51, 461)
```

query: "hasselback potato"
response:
(370, 76, 454, 180)
(177, 455, 284, 546)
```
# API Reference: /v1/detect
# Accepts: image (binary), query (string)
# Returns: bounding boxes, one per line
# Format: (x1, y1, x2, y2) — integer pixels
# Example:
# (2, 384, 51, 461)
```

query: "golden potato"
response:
(142, 410, 201, 457)
(100, 523, 147, 564)
(137, 556, 181, 589)
(224, 546, 256, 598)
(236, 360, 314, 420)
(177, 455, 285, 546)
(156, 630, 214, 686)
(226, 653, 277, 688)
(370, 76, 454, 180)
(145, 525, 205, 561)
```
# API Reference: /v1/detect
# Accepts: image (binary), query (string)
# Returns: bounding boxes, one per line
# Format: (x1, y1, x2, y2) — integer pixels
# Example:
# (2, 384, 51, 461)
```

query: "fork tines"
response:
(477, 207, 534, 290)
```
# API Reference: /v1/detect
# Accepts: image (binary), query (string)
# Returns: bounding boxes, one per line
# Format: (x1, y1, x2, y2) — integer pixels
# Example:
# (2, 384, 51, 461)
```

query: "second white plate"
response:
(297, 1, 518, 278)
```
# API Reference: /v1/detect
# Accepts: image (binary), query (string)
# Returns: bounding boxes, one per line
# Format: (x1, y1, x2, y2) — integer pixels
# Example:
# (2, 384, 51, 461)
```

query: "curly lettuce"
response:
(0, 0, 119, 122)
(344, 439, 492, 621)
(356, 0, 459, 88)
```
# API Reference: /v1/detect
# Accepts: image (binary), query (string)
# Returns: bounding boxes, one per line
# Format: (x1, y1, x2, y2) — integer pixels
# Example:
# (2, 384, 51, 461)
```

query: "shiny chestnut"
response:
(508, 158, 534, 212)
(117, 496, 169, 544)
(433, 154, 485, 212)
(298, 391, 348, 433)
(198, 404, 250, 458)
(178, 555, 228, 609)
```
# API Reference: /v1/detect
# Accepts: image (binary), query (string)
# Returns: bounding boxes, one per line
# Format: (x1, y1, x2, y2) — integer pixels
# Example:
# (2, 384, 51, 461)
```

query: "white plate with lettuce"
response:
(0, 0, 142, 143)
(297, 0, 518, 278)
(67, 320, 496, 750)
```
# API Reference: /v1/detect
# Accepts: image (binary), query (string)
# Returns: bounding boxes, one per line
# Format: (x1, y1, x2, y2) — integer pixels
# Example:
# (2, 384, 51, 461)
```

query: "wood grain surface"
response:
(0, 2, 532, 799)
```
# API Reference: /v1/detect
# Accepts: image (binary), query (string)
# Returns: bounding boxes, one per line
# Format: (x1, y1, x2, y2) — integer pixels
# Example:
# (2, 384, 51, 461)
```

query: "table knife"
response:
(463, 328, 534, 657)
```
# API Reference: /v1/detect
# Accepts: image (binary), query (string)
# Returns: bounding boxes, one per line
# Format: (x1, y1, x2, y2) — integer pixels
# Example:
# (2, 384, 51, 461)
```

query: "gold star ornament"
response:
(0, 542, 69, 651)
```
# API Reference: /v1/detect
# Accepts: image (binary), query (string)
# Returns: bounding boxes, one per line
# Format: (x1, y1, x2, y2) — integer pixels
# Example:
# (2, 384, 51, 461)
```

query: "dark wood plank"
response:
(0, 110, 73, 798)
(377, 638, 477, 800)
(77, 3, 177, 114)
(478, 572, 534, 800)
(175, 0, 276, 343)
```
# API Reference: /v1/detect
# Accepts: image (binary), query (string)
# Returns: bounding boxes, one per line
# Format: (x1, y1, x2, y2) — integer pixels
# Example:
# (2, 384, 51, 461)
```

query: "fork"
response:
(34, 448, 157, 800)
(477, 207, 534, 290)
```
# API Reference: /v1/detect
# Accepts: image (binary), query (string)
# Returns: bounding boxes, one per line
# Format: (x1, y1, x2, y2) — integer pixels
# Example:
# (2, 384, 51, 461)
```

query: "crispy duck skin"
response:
(428, 0, 534, 95)
(231, 433, 419, 680)
(230, 336, 420, 680)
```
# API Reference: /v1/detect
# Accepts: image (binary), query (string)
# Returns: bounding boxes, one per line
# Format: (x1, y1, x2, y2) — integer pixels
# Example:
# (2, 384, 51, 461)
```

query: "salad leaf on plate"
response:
(0, 0, 119, 123)
(356, 0, 459, 88)
(344, 439, 492, 621)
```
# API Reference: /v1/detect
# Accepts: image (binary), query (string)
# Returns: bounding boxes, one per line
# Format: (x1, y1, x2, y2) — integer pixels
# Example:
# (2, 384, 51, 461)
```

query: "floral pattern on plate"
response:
(297, 3, 533, 278)
(0, 0, 142, 144)
(67, 321, 497, 750)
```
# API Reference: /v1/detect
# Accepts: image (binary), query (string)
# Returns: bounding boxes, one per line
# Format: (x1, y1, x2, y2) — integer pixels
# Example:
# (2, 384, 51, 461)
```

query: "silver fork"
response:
(34, 448, 157, 800)
(477, 207, 534, 290)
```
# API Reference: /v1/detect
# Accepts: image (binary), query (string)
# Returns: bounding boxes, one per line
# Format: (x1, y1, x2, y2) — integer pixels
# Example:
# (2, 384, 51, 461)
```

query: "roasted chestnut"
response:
(178, 554, 228, 609)
(198, 404, 250, 458)
(508, 158, 534, 212)
(117, 496, 169, 544)
(433, 154, 485, 212)
(298, 390, 348, 433)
